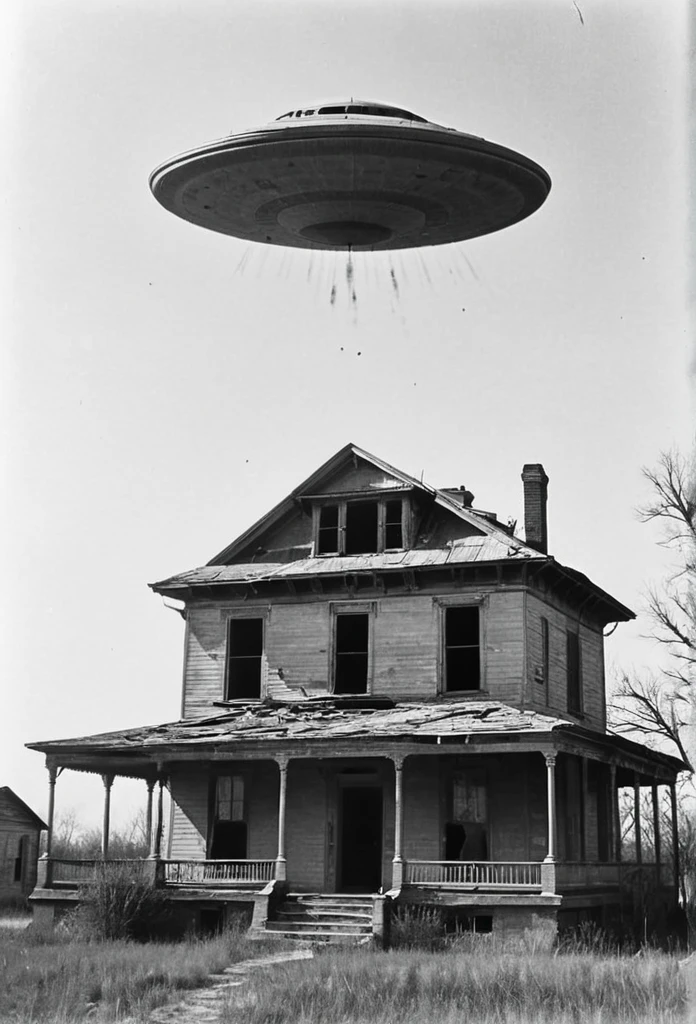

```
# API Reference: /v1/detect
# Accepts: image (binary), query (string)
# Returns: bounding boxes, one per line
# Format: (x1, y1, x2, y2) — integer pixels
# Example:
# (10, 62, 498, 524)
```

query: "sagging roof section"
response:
(25, 699, 685, 778)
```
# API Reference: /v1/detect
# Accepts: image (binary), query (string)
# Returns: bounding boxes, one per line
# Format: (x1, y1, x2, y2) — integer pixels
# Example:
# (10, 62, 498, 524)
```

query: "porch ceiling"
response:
(26, 698, 684, 781)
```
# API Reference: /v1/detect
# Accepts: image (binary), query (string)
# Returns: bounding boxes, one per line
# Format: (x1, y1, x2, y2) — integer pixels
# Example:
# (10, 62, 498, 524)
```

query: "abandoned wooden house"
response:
(0, 787, 47, 906)
(27, 444, 684, 942)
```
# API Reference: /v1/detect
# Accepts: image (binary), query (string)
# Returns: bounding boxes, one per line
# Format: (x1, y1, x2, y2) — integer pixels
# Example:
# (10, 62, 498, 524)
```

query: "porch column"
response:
(610, 764, 621, 862)
(275, 756, 289, 882)
(101, 774, 114, 860)
(541, 753, 557, 894)
(153, 774, 166, 859)
(651, 783, 661, 874)
(670, 782, 680, 905)
(543, 753, 557, 862)
(43, 764, 58, 860)
(581, 757, 588, 861)
(633, 772, 642, 864)
(146, 779, 156, 858)
(392, 755, 405, 888)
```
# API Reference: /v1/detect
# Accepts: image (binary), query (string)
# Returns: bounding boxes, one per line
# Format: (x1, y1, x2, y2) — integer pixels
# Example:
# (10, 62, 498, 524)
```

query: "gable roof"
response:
(150, 443, 634, 624)
(0, 787, 47, 830)
(206, 442, 520, 566)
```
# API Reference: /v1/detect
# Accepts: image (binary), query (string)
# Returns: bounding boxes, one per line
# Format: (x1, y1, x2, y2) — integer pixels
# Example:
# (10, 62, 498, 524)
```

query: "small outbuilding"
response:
(0, 787, 47, 905)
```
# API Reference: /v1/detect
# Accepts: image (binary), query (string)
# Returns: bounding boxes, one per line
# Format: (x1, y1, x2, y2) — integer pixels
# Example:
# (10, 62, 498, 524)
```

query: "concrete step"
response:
(266, 920, 370, 933)
(277, 908, 372, 920)
(263, 927, 372, 943)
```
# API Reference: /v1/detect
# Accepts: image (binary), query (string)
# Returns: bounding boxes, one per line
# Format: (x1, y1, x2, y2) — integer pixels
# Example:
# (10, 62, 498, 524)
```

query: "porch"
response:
(28, 710, 683, 934)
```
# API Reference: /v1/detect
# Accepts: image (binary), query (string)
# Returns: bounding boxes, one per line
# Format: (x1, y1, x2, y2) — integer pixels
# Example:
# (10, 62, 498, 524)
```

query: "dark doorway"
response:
(339, 786, 382, 892)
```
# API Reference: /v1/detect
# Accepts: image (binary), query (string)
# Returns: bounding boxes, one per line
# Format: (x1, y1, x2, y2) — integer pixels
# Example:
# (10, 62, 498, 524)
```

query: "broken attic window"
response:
(226, 618, 263, 699)
(384, 499, 403, 549)
(444, 606, 480, 692)
(345, 501, 378, 554)
(318, 505, 340, 554)
(334, 613, 369, 694)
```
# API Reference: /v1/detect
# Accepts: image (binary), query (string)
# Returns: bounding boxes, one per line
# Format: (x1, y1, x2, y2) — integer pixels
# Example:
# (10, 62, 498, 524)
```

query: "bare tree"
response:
(610, 450, 695, 773)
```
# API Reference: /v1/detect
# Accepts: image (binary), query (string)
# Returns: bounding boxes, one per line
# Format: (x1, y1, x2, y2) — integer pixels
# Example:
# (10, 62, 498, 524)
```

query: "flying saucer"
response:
(149, 101, 551, 251)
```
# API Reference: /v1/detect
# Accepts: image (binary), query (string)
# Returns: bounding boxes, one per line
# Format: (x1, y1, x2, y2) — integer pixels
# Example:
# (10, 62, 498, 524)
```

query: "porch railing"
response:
(163, 859, 275, 886)
(50, 859, 150, 886)
(556, 862, 675, 889)
(404, 860, 542, 889)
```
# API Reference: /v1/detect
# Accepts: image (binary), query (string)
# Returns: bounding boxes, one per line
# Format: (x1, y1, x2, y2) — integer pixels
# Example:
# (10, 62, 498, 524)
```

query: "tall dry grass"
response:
(0, 920, 280, 1023)
(224, 944, 688, 1024)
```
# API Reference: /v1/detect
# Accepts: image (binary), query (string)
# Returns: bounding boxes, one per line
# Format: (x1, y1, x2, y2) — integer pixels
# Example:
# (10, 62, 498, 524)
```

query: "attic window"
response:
(315, 498, 406, 555)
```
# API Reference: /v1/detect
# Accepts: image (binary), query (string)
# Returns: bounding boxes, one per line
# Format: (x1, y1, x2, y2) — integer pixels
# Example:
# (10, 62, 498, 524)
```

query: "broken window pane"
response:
(445, 606, 480, 691)
(345, 502, 378, 554)
(384, 499, 403, 549)
(335, 613, 369, 694)
(318, 505, 340, 554)
(226, 618, 263, 699)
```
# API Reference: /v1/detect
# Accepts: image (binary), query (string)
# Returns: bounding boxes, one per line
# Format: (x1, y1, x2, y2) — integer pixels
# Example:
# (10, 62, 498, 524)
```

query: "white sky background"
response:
(0, 0, 693, 831)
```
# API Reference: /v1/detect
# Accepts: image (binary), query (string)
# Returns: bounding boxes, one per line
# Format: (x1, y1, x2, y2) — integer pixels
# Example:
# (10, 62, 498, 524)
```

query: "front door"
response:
(338, 786, 382, 892)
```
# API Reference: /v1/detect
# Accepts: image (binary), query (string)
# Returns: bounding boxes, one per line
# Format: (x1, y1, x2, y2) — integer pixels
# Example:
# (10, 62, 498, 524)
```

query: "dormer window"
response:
(315, 498, 406, 555)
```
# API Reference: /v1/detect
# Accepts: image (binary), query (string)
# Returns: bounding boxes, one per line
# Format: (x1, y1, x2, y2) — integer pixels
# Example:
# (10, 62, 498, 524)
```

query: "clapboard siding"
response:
(485, 591, 525, 703)
(403, 758, 440, 861)
(169, 771, 208, 858)
(0, 790, 44, 901)
(373, 596, 439, 699)
(265, 603, 331, 693)
(489, 755, 531, 860)
(285, 764, 327, 890)
(525, 593, 605, 731)
(183, 586, 531, 712)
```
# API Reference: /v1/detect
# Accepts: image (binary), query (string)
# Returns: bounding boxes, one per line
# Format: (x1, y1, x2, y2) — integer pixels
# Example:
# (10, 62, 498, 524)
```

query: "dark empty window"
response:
(334, 614, 369, 694)
(318, 505, 340, 554)
(538, 616, 549, 699)
(444, 607, 480, 691)
(210, 776, 247, 859)
(384, 500, 403, 549)
(345, 502, 378, 554)
(567, 631, 582, 713)
(13, 836, 25, 883)
(226, 618, 263, 699)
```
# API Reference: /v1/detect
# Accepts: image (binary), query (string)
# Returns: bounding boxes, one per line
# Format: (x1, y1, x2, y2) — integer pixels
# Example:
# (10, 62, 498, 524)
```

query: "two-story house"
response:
(27, 444, 684, 944)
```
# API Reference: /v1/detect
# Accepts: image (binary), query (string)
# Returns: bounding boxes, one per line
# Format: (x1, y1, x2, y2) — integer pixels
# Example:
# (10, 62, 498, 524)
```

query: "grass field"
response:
(223, 942, 690, 1024)
(1, 914, 690, 1024)
(0, 914, 280, 1023)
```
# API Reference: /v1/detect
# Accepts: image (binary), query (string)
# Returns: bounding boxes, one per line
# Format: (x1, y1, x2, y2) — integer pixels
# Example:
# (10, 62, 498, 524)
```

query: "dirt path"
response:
(142, 948, 314, 1024)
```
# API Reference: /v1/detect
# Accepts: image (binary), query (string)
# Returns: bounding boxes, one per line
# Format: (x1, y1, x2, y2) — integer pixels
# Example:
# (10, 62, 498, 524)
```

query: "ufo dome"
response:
(149, 101, 551, 251)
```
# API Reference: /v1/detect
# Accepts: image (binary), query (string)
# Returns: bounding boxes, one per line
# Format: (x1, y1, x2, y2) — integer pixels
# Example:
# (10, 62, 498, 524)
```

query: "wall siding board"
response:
(183, 587, 531, 711)
(525, 593, 605, 731)
(0, 793, 43, 900)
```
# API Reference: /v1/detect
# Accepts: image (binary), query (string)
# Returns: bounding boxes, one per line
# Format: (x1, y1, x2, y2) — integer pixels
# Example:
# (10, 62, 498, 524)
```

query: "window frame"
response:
(313, 496, 408, 556)
(329, 602, 376, 695)
(566, 628, 583, 715)
(208, 772, 249, 860)
(436, 597, 485, 695)
(223, 610, 268, 701)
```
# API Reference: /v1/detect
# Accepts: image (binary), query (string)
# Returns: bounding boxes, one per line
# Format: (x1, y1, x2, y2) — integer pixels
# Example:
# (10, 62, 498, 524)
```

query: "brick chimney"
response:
(521, 464, 549, 553)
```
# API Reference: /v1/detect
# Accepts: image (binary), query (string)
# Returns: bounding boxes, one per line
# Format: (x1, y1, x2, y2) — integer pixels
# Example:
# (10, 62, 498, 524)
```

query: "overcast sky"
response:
(1, 0, 693, 830)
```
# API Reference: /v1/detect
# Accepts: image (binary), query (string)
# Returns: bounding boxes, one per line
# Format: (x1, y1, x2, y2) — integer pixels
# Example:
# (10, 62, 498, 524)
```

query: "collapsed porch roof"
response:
(26, 698, 684, 782)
